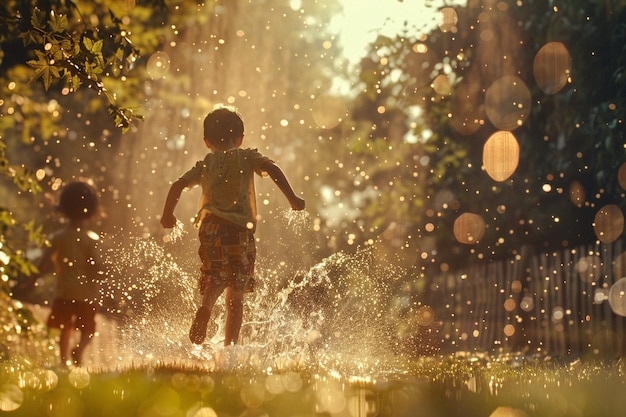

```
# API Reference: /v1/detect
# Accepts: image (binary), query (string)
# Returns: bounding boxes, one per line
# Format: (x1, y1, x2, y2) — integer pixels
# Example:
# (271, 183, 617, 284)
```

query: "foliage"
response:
(0, 0, 186, 357)
(0, 138, 45, 283)
(343, 0, 626, 269)
(1, 0, 151, 287)
(4, 0, 147, 130)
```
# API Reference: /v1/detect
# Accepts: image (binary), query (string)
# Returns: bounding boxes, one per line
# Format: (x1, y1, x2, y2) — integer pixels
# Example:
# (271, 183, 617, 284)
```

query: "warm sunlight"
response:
(4, 1, 626, 415)
(333, 0, 467, 62)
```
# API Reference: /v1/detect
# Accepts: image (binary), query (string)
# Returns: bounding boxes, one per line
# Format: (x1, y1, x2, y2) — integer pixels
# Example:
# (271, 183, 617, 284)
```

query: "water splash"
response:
(98, 232, 197, 367)
(162, 220, 185, 243)
(90, 216, 420, 380)
(281, 209, 311, 236)
(277, 248, 414, 379)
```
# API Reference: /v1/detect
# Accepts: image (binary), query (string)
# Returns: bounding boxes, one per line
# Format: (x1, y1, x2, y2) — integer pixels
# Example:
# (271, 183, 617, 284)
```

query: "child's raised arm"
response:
(161, 178, 190, 228)
(263, 161, 305, 210)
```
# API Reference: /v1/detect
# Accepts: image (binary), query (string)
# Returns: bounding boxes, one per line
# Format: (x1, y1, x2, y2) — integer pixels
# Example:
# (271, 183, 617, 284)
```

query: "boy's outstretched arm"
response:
(161, 178, 189, 228)
(263, 161, 305, 210)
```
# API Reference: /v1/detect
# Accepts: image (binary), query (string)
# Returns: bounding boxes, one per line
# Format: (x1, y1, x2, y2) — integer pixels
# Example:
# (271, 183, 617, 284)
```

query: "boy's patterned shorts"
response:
(197, 216, 256, 293)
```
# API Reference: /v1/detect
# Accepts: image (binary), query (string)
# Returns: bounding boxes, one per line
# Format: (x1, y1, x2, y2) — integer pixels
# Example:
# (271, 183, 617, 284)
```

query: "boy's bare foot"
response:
(189, 306, 210, 344)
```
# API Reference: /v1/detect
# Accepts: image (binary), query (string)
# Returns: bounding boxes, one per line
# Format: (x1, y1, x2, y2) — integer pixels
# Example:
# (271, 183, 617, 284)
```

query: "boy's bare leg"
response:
(190, 281, 224, 344)
(72, 332, 93, 366)
(224, 287, 244, 346)
(59, 327, 72, 365)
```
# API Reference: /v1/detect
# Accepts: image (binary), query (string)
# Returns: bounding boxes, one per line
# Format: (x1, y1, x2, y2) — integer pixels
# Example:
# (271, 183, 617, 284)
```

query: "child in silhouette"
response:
(36, 181, 101, 366)
(161, 105, 305, 346)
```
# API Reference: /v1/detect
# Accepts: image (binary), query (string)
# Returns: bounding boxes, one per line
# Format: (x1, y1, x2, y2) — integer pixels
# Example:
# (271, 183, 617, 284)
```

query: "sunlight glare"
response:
(333, 0, 467, 64)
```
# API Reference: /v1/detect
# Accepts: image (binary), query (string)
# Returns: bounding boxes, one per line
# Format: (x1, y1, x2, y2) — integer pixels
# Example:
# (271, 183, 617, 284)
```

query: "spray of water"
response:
(281, 209, 311, 236)
(97, 230, 197, 368)
(93, 211, 417, 379)
(162, 220, 185, 243)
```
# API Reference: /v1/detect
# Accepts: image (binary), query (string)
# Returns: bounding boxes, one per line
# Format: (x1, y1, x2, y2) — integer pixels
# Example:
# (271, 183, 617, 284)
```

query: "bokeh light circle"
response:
(609, 277, 626, 317)
(432, 74, 452, 95)
(503, 324, 515, 337)
(568, 180, 586, 207)
(147, 51, 171, 80)
(613, 251, 626, 279)
(437, 7, 458, 33)
(68, 368, 90, 389)
(240, 383, 265, 408)
(485, 75, 531, 130)
(533, 42, 571, 95)
(198, 376, 215, 393)
(184, 375, 202, 391)
(264, 374, 285, 395)
(46, 387, 83, 417)
(0, 384, 23, 412)
(576, 255, 603, 283)
(21, 371, 41, 390)
(192, 406, 218, 417)
(282, 371, 303, 392)
(415, 306, 435, 326)
(593, 204, 624, 243)
(503, 298, 516, 312)
(595, 288, 609, 304)
(311, 94, 347, 129)
(453, 212, 485, 244)
(171, 372, 186, 390)
(520, 296, 534, 312)
(483, 131, 520, 182)
(618, 162, 626, 190)
(38, 370, 59, 392)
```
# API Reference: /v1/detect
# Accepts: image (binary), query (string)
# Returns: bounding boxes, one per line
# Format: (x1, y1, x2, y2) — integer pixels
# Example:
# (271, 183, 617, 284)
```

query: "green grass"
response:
(0, 354, 625, 417)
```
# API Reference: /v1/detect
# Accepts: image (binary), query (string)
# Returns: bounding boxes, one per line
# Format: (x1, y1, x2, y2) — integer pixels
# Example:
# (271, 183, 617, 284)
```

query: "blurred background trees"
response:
(330, 0, 626, 273)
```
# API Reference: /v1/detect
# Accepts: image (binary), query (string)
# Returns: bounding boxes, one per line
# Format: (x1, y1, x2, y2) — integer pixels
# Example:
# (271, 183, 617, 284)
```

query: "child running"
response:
(160, 105, 305, 346)
(36, 181, 102, 366)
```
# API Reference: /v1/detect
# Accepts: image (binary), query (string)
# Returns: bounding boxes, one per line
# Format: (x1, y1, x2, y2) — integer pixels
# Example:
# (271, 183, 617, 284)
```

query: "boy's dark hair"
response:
(57, 181, 98, 220)
(203, 106, 244, 148)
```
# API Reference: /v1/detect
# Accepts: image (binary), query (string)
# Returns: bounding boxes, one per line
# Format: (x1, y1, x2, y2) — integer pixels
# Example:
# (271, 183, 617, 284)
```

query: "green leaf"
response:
(83, 36, 94, 51)
(49, 11, 69, 33)
(24, 220, 48, 247)
(69, 74, 81, 89)
(92, 39, 103, 53)
(60, 38, 75, 57)
(27, 63, 51, 90)
(30, 9, 47, 30)
(83, 37, 104, 54)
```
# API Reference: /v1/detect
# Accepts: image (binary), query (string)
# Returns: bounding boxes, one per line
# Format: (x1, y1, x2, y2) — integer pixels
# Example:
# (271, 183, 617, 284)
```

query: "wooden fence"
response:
(423, 239, 626, 358)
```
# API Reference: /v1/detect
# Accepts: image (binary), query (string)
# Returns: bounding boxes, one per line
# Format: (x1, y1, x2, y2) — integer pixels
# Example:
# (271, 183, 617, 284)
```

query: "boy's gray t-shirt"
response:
(181, 148, 272, 231)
